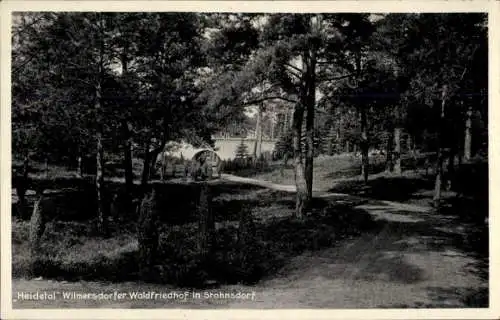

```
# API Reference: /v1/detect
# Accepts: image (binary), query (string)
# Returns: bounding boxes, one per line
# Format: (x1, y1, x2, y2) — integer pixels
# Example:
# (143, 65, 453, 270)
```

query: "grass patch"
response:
(12, 219, 139, 281)
(239, 154, 388, 190)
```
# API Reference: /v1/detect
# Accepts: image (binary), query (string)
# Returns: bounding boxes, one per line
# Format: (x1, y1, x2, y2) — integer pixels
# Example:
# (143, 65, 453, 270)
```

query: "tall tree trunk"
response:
(124, 136, 134, 191)
(464, 106, 472, 162)
(270, 110, 275, 140)
(433, 149, 443, 207)
(447, 145, 456, 190)
(412, 134, 417, 154)
(16, 155, 30, 219)
(283, 107, 289, 135)
(305, 108, 314, 199)
(141, 142, 164, 187)
(77, 156, 83, 177)
(345, 140, 350, 153)
(447, 115, 457, 181)
(336, 129, 341, 155)
(121, 119, 134, 194)
(360, 108, 369, 183)
(44, 157, 49, 179)
(96, 132, 107, 235)
(409, 133, 418, 173)
(353, 45, 368, 182)
(407, 134, 412, 153)
(141, 142, 152, 187)
(327, 126, 334, 156)
(149, 151, 158, 180)
(433, 85, 448, 207)
(292, 102, 307, 220)
(95, 84, 107, 235)
(120, 47, 134, 192)
(257, 104, 263, 159)
(159, 152, 165, 181)
(393, 127, 402, 174)
(95, 14, 107, 236)
(385, 130, 394, 173)
(23, 155, 29, 180)
(280, 152, 288, 177)
(253, 105, 262, 161)
(304, 48, 316, 200)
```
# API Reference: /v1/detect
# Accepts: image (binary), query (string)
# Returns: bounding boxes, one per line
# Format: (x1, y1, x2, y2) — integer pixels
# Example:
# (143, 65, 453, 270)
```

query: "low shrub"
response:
(12, 219, 140, 281)
(157, 224, 209, 287)
(221, 157, 271, 175)
(211, 240, 267, 285)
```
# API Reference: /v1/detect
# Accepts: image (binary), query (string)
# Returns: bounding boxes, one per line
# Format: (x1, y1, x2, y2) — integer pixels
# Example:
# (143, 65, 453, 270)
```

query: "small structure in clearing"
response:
(190, 149, 222, 180)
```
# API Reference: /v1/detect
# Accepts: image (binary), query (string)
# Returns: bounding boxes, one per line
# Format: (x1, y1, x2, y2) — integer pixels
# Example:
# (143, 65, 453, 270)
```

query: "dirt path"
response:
(220, 173, 349, 197)
(226, 200, 487, 308)
(11, 175, 487, 308)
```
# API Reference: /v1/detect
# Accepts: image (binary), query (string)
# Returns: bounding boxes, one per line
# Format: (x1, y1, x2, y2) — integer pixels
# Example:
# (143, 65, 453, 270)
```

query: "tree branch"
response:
(315, 107, 327, 114)
(48, 67, 95, 88)
(318, 73, 356, 82)
(66, 61, 89, 70)
(459, 45, 479, 82)
(285, 68, 301, 80)
(447, 44, 480, 98)
(241, 96, 298, 106)
(72, 77, 95, 88)
(12, 54, 37, 75)
(285, 63, 303, 74)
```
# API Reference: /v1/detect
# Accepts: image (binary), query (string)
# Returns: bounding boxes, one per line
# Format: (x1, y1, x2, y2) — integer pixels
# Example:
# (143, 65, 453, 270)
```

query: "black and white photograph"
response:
(1, 1, 498, 319)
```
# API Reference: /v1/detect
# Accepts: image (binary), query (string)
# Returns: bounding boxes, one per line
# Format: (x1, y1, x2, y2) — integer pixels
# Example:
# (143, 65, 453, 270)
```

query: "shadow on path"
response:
(239, 189, 489, 308)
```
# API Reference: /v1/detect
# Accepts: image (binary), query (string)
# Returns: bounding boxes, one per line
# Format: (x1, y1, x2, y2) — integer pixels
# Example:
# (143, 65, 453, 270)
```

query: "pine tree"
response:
(235, 139, 250, 159)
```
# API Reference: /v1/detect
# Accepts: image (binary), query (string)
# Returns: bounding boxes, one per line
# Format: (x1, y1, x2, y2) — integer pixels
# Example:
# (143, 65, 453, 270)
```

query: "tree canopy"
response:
(12, 12, 488, 214)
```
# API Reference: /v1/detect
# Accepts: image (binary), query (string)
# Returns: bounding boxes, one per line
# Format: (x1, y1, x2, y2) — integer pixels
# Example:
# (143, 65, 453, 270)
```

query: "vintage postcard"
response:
(1, 1, 498, 319)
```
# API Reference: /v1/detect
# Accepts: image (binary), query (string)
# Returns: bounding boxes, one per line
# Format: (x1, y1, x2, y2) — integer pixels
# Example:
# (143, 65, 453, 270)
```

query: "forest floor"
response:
(12, 203, 488, 308)
(11, 166, 488, 309)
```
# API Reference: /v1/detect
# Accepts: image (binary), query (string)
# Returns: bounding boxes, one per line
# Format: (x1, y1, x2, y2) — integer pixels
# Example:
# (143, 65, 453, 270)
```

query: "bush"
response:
(155, 222, 277, 287)
(157, 224, 209, 287)
(137, 190, 160, 281)
(29, 194, 46, 275)
(210, 225, 267, 285)
(221, 157, 270, 175)
(12, 218, 140, 281)
(212, 242, 266, 285)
